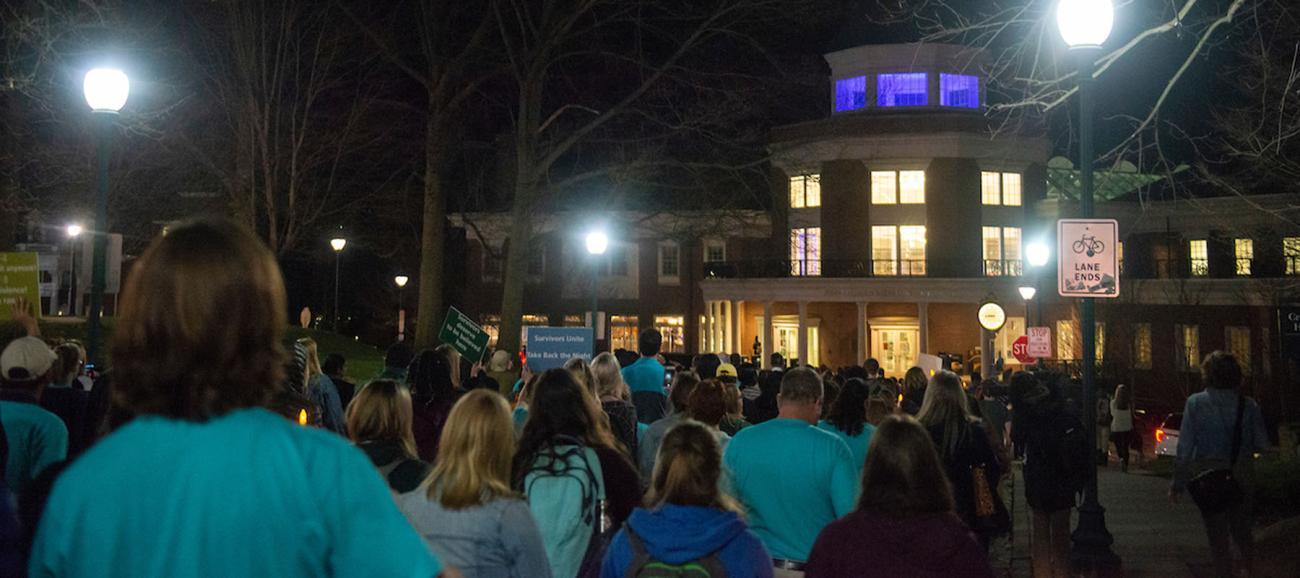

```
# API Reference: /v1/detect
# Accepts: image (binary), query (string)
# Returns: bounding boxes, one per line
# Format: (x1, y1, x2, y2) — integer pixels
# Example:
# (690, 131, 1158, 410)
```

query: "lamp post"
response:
(394, 275, 409, 341)
(65, 224, 83, 316)
(585, 230, 608, 353)
(1018, 285, 1036, 327)
(82, 68, 129, 366)
(1057, 0, 1120, 569)
(1026, 241, 1050, 327)
(330, 237, 347, 332)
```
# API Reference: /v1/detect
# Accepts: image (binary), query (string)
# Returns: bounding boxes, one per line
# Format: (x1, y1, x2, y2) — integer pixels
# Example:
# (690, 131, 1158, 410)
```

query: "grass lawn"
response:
(3, 319, 385, 385)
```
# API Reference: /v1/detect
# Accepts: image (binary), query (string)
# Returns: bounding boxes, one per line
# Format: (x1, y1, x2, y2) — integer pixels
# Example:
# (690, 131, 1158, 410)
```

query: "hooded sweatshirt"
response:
(804, 510, 993, 578)
(601, 505, 773, 578)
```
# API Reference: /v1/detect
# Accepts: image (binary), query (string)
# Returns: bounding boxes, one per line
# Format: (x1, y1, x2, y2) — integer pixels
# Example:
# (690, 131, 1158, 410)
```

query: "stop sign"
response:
(1012, 335, 1036, 364)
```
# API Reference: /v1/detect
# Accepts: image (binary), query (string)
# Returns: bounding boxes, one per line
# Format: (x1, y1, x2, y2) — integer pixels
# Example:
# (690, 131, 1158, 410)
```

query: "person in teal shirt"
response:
(817, 377, 875, 471)
(29, 220, 445, 578)
(621, 330, 669, 424)
(723, 367, 857, 565)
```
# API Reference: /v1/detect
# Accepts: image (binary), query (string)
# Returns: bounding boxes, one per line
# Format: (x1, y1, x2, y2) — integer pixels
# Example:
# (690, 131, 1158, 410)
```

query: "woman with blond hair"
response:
(398, 390, 551, 578)
(805, 415, 993, 578)
(347, 380, 431, 494)
(600, 421, 771, 578)
(28, 219, 444, 577)
(592, 351, 638, 457)
(297, 337, 345, 433)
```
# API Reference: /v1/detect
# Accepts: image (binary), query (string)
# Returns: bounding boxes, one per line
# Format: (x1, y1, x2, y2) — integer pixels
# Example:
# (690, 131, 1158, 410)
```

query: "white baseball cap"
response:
(1, 337, 58, 382)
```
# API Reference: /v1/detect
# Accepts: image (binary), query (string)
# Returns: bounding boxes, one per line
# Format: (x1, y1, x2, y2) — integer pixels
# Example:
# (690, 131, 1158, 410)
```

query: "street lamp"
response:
(1017, 286, 1036, 301)
(585, 230, 608, 352)
(1026, 241, 1051, 268)
(394, 275, 409, 341)
(330, 237, 346, 332)
(64, 224, 84, 316)
(1058, 0, 1120, 569)
(82, 67, 129, 366)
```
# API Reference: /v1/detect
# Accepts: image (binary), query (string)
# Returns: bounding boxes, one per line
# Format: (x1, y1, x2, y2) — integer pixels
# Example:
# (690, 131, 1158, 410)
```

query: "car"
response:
(1154, 412, 1182, 457)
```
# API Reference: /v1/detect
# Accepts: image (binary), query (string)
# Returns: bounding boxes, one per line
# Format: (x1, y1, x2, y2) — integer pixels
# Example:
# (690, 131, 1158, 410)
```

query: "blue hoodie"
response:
(601, 505, 773, 578)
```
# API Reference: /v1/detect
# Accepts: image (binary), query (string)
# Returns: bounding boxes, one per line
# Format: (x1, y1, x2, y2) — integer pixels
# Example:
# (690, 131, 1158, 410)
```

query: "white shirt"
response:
(1109, 399, 1133, 432)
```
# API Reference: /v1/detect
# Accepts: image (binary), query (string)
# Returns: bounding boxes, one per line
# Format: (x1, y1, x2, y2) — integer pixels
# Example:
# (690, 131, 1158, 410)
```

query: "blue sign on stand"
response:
(526, 327, 594, 371)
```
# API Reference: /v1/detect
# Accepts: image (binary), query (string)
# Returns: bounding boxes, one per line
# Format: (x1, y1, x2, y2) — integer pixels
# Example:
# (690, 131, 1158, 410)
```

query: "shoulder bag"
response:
(1187, 394, 1246, 516)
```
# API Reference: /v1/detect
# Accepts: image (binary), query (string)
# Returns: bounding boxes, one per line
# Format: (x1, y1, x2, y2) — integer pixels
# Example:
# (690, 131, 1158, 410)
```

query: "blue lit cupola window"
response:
(877, 73, 928, 107)
(940, 73, 980, 108)
(834, 76, 867, 112)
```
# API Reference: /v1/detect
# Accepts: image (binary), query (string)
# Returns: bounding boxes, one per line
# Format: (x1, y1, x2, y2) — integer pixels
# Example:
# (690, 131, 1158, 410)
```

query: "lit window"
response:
(940, 74, 979, 108)
(1095, 322, 1106, 361)
(1234, 238, 1253, 276)
(871, 171, 897, 204)
(981, 172, 1001, 205)
(872, 226, 898, 276)
(983, 227, 1002, 276)
(877, 73, 928, 106)
(1133, 323, 1152, 369)
(834, 76, 867, 112)
(1056, 320, 1077, 360)
(704, 240, 726, 263)
(1226, 326, 1250, 374)
(899, 171, 925, 204)
(1004, 227, 1022, 276)
(1117, 241, 1125, 275)
(658, 242, 680, 284)
(981, 226, 1021, 276)
(789, 174, 821, 208)
(1189, 240, 1208, 277)
(611, 316, 638, 351)
(1002, 173, 1022, 206)
(790, 227, 821, 276)
(1175, 324, 1199, 371)
(900, 226, 927, 275)
(654, 315, 685, 354)
(1286, 237, 1300, 275)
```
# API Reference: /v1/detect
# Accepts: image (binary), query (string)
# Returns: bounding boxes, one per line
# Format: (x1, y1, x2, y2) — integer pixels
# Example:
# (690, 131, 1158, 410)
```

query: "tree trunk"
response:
(0, 91, 19, 251)
(414, 113, 446, 348)
(496, 78, 542, 356)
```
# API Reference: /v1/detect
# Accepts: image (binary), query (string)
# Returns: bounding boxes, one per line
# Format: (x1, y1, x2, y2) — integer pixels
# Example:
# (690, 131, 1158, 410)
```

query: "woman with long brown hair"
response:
(599, 421, 772, 577)
(28, 219, 444, 577)
(347, 380, 430, 494)
(805, 415, 993, 578)
(398, 389, 550, 578)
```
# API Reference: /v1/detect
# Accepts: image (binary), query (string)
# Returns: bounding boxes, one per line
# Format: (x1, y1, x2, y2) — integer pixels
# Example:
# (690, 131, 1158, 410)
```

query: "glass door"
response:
(871, 324, 919, 377)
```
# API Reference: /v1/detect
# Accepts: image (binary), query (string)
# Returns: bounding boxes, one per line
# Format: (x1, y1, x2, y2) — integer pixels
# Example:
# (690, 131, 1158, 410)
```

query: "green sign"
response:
(0, 253, 40, 321)
(438, 306, 490, 363)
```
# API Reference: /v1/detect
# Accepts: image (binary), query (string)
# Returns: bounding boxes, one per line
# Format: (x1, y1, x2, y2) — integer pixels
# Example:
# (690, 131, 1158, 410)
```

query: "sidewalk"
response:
(1000, 465, 1213, 577)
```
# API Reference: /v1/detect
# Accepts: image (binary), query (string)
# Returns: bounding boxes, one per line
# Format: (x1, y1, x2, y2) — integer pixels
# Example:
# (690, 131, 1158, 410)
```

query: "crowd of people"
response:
(0, 218, 1274, 578)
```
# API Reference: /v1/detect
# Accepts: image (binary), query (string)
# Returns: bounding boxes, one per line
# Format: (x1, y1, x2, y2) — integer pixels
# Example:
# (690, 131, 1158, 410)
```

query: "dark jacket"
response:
(631, 391, 668, 425)
(39, 385, 91, 457)
(357, 440, 431, 494)
(601, 399, 639, 460)
(806, 511, 994, 578)
(411, 393, 459, 463)
(601, 505, 773, 578)
(925, 420, 1001, 534)
(1013, 405, 1079, 512)
(593, 445, 641, 529)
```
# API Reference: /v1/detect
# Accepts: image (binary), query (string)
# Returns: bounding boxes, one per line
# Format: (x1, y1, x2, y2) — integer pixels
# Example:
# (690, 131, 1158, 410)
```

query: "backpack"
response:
(625, 527, 729, 578)
(1057, 416, 1092, 494)
(522, 435, 612, 578)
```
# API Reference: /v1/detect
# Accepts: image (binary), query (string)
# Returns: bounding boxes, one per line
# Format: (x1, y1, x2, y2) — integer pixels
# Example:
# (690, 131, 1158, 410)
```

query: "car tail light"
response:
(1155, 428, 1165, 443)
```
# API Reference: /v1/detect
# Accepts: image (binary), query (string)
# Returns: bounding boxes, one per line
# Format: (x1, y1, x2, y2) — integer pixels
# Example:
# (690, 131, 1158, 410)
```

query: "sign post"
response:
(0, 253, 40, 321)
(1058, 219, 1120, 298)
(437, 306, 490, 363)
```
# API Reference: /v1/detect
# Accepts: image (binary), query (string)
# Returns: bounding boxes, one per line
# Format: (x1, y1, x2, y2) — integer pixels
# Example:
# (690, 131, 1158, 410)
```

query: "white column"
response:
(731, 300, 742, 355)
(856, 302, 868, 365)
(797, 301, 809, 367)
(721, 301, 732, 355)
(705, 301, 716, 353)
(762, 302, 774, 369)
(919, 301, 930, 354)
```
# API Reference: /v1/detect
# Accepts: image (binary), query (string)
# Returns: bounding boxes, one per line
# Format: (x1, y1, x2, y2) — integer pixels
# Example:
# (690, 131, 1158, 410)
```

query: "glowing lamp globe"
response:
(394, 275, 409, 288)
(1026, 242, 1051, 267)
(329, 238, 347, 252)
(83, 68, 130, 112)
(1019, 286, 1037, 301)
(66, 224, 84, 238)
(1056, 0, 1114, 48)
(585, 231, 608, 255)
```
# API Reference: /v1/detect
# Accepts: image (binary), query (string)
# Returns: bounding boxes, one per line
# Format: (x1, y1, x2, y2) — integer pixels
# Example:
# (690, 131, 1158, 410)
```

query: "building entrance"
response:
(870, 319, 919, 377)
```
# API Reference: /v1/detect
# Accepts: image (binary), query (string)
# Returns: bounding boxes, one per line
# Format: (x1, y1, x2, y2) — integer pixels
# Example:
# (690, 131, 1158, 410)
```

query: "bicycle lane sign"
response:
(1058, 219, 1119, 298)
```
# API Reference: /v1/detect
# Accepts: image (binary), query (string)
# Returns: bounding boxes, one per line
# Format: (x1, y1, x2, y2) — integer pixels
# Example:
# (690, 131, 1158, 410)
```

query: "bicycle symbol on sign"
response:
(1072, 234, 1105, 257)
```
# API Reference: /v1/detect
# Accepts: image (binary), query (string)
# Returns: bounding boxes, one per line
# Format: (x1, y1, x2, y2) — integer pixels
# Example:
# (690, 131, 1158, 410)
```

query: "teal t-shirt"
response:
(0, 400, 68, 496)
(29, 408, 440, 578)
(620, 357, 666, 394)
(817, 420, 876, 472)
(723, 418, 857, 562)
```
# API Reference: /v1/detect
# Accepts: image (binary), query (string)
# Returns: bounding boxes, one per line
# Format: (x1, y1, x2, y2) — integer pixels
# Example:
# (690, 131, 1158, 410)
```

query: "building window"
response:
(1234, 238, 1253, 276)
(1095, 322, 1106, 362)
(1117, 241, 1125, 275)
(983, 226, 1022, 276)
(611, 316, 638, 351)
(871, 170, 925, 204)
(980, 172, 1021, 206)
(940, 73, 979, 108)
(1133, 323, 1152, 369)
(789, 174, 821, 208)
(604, 244, 629, 277)
(1226, 326, 1250, 374)
(658, 242, 679, 284)
(872, 225, 925, 276)
(654, 315, 685, 354)
(482, 245, 503, 284)
(1056, 320, 1077, 359)
(1175, 324, 1200, 371)
(877, 73, 928, 106)
(834, 76, 867, 112)
(704, 240, 726, 264)
(1189, 239, 1208, 277)
(527, 246, 545, 281)
(790, 227, 822, 276)
(1286, 237, 1300, 275)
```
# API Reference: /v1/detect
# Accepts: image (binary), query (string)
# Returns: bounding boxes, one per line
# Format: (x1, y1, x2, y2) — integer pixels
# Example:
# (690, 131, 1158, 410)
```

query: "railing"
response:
(1235, 258, 1253, 276)
(1190, 259, 1209, 277)
(1288, 256, 1300, 275)
(982, 259, 1023, 277)
(705, 259, 933, 279)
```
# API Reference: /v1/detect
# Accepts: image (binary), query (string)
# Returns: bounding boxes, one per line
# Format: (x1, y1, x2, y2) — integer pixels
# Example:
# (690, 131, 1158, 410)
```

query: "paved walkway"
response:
(997, 465, 1213, 577)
